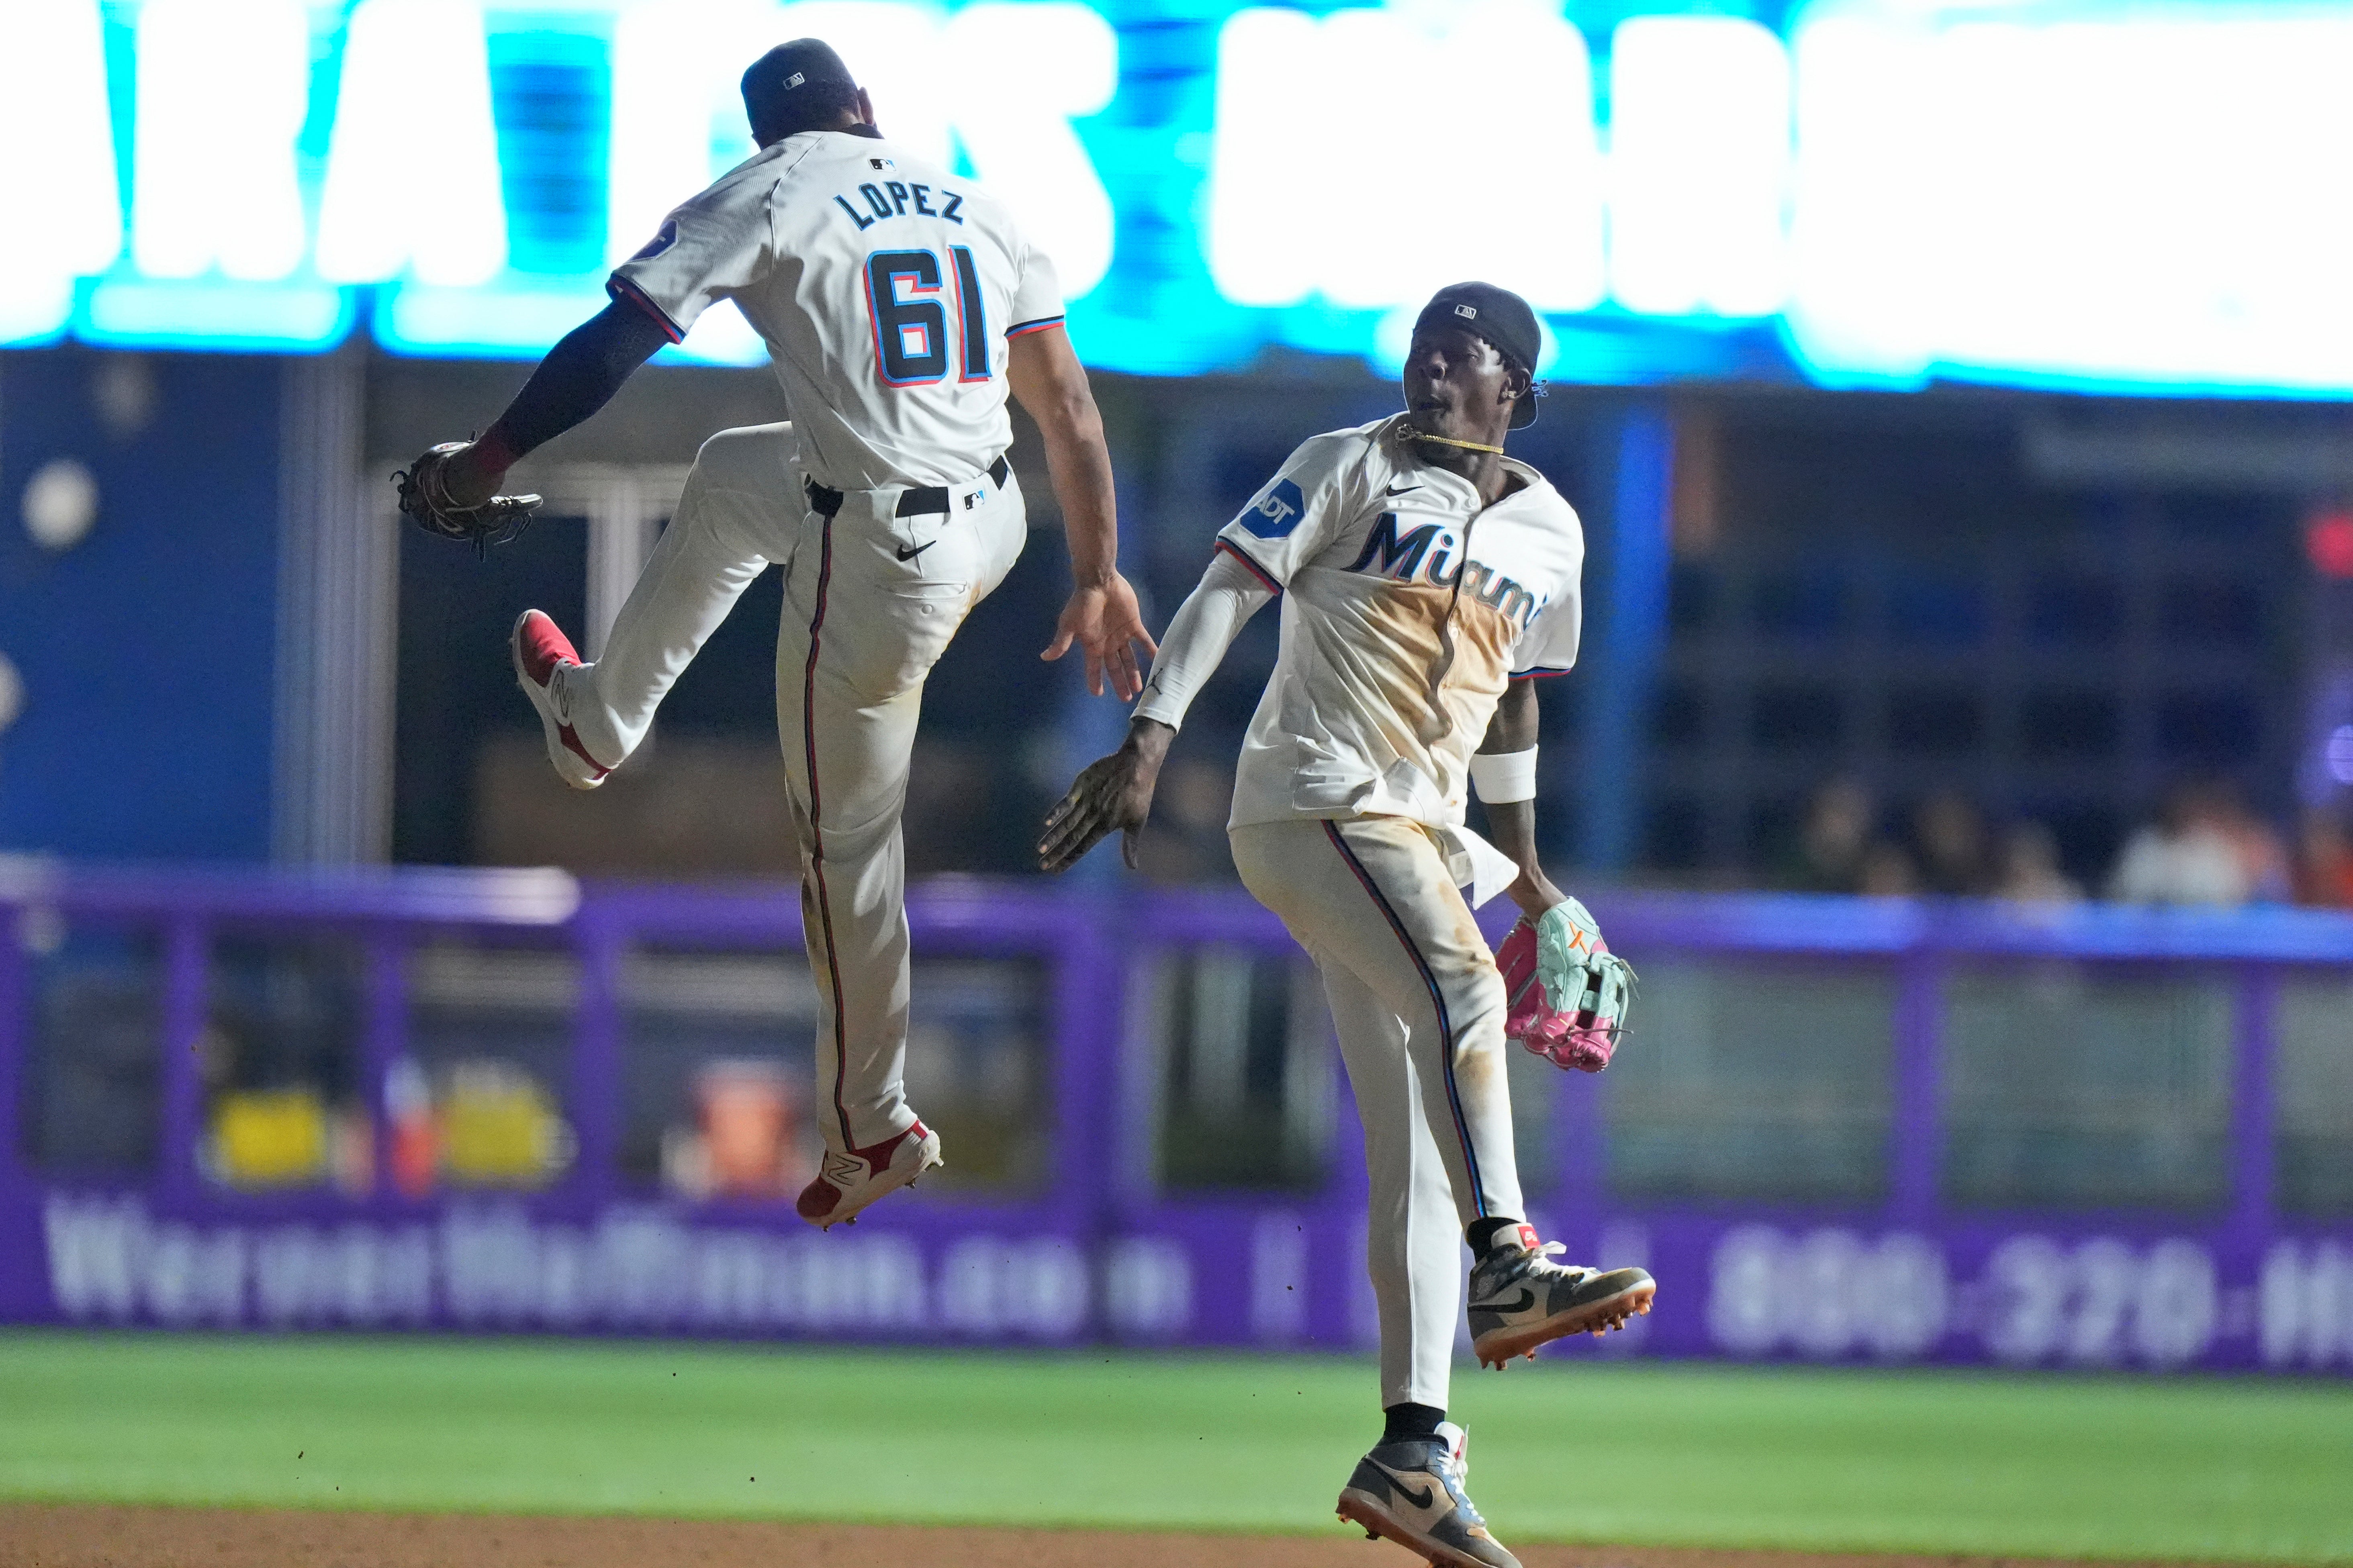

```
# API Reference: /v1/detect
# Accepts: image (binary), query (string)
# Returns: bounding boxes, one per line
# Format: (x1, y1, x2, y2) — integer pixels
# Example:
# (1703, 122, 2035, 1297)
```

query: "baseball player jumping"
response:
(398, 40, 1153, 1231)
(1041, 284, 1651, 1568)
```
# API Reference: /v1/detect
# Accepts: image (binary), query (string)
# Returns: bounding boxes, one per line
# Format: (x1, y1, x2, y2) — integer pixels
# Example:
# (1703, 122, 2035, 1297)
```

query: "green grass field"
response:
(1, 1332, 2345, 1563)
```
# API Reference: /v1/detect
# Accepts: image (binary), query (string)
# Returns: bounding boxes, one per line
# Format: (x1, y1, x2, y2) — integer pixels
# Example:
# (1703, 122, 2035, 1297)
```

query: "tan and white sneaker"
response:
(794, 1120, 942, 1231)
(1336, 1422, 1519, 1568)
(1468, 1222, 1654, 1367)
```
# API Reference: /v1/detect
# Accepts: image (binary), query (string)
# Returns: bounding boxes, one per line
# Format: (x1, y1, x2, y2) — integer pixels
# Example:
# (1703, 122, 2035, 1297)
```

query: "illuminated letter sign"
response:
(941, 4, 1119, 298)
(318, 0, 507, 286)
(1785, 9, 2353, 393)
(1205, 7, 1320, 309)
(0, 0, 121, 343)
(1208, 3, 1602, 316)
(0, 0, 2347, 395)
(607, 0, 789, 267)
(1608, 16, 1792, 318)
(131, 0, 310, 281)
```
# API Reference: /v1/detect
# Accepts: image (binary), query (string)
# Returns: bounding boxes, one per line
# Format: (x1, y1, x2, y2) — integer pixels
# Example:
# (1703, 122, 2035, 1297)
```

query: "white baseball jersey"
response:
(608, 130, 1065, 491)
(1178, 416, 1587, 1409)
(1174, 414, 1584, 835)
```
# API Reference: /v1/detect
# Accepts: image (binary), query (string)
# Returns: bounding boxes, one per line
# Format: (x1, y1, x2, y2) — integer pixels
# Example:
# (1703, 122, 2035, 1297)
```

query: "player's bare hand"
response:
(1039, 719, 1173, 873)
(1042, 574, 1158, 700)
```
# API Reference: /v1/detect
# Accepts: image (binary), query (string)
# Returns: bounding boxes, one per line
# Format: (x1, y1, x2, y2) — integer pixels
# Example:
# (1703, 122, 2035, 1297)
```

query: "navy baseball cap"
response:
(742, 39, 859, 138)
(1414, 282, 1544, 429)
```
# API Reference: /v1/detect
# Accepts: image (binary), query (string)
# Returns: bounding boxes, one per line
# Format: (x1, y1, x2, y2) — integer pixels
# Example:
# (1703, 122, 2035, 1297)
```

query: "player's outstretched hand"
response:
(1043, 574, 1158, 700)
(1039, 719, 1173, 873)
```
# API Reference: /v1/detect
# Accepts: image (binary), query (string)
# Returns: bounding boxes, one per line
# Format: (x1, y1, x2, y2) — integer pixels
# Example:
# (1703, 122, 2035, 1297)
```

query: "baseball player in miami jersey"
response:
(1042, 284, 1651, 1568)
(415, 40, 1153, 1231)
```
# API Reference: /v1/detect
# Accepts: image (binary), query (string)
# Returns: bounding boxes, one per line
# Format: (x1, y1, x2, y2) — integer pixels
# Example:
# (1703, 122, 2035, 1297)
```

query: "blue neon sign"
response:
(5, 0, 2353, 398)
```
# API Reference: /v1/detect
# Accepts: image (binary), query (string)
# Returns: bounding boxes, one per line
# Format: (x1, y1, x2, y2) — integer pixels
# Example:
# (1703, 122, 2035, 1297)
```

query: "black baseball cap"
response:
(742, 39, 859, 139)
(1414, 282, 1544, 429)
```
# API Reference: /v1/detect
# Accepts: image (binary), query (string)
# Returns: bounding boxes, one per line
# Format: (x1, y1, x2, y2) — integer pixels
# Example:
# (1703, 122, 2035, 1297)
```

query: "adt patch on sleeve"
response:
(1237, 478, 1308, 539)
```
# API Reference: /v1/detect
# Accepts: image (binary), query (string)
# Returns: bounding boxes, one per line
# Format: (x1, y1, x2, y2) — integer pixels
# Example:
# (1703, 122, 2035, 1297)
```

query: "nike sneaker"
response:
(1467, 1223, 1654, 1367)
(1335, 1421, 1519, 1568)
(794, 1120, 942, 1231)
(510, 609, 611, 790)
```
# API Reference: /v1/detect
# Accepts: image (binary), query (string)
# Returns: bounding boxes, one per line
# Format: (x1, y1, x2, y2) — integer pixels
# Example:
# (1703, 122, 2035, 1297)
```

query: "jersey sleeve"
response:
(1211, 433, 1360, 591)
(605, 169, 777, 344)
(1509, 581, 1582, 678)
(1004, 233, 1065, 339)
(1130, 550, 1276, 732)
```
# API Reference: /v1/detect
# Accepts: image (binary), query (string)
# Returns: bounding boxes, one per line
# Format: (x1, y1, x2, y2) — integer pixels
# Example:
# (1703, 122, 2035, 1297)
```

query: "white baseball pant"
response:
(556, 421, 1028, 1155)
(1230, 814, 1527, 1410)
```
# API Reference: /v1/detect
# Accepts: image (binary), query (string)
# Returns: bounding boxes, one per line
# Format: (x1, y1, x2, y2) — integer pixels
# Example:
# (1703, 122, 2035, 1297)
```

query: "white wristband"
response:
(1469, 746, 1538, 804)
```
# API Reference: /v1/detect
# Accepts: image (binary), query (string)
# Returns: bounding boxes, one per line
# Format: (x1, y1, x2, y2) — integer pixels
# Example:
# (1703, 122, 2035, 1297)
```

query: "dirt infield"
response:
(0, 1506, 2225, 1568)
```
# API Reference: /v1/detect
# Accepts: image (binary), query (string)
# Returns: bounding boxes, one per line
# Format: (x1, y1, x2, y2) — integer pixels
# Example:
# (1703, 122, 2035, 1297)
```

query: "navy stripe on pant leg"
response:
(1321, 819, 1491, 1220)
(799, 516, 854, 1148)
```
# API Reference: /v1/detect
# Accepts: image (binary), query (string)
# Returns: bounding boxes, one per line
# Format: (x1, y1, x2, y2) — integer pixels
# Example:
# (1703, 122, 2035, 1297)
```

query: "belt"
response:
(805, 454, 1010, 519)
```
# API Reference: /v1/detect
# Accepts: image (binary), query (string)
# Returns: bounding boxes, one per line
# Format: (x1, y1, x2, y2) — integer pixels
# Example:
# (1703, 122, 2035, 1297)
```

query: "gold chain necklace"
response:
(1400, 426, 1506, 456)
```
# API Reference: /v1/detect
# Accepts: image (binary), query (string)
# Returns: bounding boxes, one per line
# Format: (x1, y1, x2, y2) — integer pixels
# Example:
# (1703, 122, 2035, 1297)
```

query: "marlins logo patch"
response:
(630, 219, 679, 262)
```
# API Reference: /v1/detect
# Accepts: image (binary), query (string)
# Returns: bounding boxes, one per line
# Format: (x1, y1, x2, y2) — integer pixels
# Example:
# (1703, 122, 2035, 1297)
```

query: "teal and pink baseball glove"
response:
(1496, 896, 1634, 1072)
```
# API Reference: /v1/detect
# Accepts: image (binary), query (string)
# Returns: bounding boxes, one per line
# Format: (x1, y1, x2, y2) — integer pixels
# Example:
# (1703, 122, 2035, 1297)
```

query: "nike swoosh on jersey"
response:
(1385, 482, 1422, 495)
(896, 540, 937, 562)
(1368, 1462, 1436, 1511)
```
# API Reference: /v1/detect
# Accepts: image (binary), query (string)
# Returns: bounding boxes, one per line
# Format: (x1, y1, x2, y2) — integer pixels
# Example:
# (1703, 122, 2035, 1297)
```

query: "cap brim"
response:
(1509, 392, 1538, 430)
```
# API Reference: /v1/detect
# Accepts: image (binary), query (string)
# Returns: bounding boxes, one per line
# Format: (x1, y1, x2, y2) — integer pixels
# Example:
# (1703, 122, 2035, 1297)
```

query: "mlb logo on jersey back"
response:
(1238, 478, 1307, 539)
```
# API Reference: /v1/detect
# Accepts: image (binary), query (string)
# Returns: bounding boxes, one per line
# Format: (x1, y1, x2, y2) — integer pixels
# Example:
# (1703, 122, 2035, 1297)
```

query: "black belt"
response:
(805, 454, 1009, 519)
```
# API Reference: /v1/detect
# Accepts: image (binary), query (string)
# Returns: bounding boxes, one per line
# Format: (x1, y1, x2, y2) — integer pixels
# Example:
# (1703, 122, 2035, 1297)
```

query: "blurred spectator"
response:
(2207, 781, 2290, 901)
(1768, 776, 1875, 892)
(1912, 788, 1992, 896)
(1133, 756, 1239, 884)
(2106, 781, 2255, 905)
(2292, 808, 2353, 908)
(1992, 821, 2083, 905)
(1857, 838, 1919, 897)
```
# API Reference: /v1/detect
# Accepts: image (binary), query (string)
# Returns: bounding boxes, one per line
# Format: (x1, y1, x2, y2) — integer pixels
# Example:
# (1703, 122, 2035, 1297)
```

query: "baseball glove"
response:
(1496, 896, 1635, 1072)
(394, 442, 542, 555)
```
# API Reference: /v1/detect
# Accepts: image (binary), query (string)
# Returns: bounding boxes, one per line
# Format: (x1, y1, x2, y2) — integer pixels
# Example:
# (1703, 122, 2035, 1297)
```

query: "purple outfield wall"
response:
(1, 859, 2348, 1374)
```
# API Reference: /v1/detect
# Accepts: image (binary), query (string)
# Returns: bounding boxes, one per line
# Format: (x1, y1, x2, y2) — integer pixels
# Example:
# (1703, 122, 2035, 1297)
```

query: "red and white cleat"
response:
(510, 609, 611, 790)
(795, 1121, 943, 1231)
